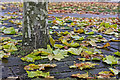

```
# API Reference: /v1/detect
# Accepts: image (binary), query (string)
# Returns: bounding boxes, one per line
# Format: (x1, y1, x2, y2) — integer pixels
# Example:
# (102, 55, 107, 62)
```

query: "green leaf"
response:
(24, 64, 57, 70)
(38, 45, 53, 55)
(54, 44, 64, 48)
(21, 54, 42, 62)
(85, 31, 94, 35)
(78, 58, 90, 61)
(89, 40, 97, 46)
(51, 26, 59, 29)
(54, 53, 64, 61)
(0, 26, 6, 31)
(69, 40, 80, 47)
(27, 70, 52, 78)
(103, 55, 119, 65)
(3, 27, 16, 34)
(53, 49, 68, 56)
(114, 51, 120, 56)
(3, 43, 18, 52)
(0, 46, 2, 50)
(109, 68, 120, 75)
(104, 29, 114, 34)
(49, 36, 55, 47)
(71, 35, 84, 41)
(0, 51, 5, 60)
(68, 47, 82, 55)
(105, 23, 110, 28)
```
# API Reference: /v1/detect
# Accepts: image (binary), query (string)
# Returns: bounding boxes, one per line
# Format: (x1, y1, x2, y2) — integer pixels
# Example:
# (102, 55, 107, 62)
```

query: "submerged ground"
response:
(0, 1, 120, 80)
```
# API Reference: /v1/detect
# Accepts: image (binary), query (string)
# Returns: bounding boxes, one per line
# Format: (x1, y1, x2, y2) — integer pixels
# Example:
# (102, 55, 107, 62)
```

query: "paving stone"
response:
(52, 71, 86, 79)
(2, 57, 23, 67)
(88, 68, 109, 75)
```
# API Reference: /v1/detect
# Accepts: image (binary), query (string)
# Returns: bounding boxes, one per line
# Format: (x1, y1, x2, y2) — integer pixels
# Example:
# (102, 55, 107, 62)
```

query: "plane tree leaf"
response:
(104, 28, 115, 34)
(74, 28, 84, 34)
(69, 40, 80, 47)
(61, 40, 79, 47)
(52, 49, 68, 61)
(68, 47, 82, 55)
(78, 58, 90, 61)
(3, 27, 16, 34)
(69, 62, 99, 70)
(71, 35, 84, 41)
(102, 55, 119, 65)
(114, 51, 120, 56)
(3, 43, 18, 52)
(21, 54, 43, 62)
(89, 40, 97, 46)
(0, 51, 10, 60)
(54, 53, 64, 61)
(109, 68, 120, 75)
(49, 35, 55, 47)
(54, 44, 64, 49)
(0, 37, 11, 42)
(27, 70, 54, 78)
(109, 38, 120, 42)
(71, 72, 93, 79)
(38, 45, 53, 55)
(97, 43, 110, 49)
(85, 31, 94, 35)
(97, 71, 114, 78)
(24, 64, 57, 70)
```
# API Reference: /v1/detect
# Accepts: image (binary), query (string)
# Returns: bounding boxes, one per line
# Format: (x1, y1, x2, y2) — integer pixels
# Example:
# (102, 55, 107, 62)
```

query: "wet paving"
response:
(0, 2, 120, 80)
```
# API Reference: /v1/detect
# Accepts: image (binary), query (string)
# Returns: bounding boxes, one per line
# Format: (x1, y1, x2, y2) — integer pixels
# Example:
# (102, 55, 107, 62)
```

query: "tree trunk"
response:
(22, 0, 49, 49)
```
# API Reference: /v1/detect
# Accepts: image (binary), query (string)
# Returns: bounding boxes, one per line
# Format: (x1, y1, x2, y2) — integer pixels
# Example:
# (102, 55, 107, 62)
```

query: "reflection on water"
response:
(48, 13, 118, 18)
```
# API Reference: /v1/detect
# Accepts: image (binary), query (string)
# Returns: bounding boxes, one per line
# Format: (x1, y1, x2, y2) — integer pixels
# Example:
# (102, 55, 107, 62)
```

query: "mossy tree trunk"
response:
(22, 0, 49, 49)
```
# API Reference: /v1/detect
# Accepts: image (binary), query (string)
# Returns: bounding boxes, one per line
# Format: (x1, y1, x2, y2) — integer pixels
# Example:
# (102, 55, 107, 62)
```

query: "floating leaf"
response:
(3, 43, 18, 52)
(70, 62, 99, 70)
(85, 31, 94, 35)
(54, 44, 64, 48)
(102, 55, 119, 65)
(48, 54, 53, 61)
(21, 54, 43, 62)
(27, 70, 54, 78)
(109, 38, 120, 42)
(78, 58, 90, 61)
(104, 29, 114, 34)
(69, 40, 80, 47)
(114, 51, 120, 56)
(49, 36, 55, 47)
(97, 43, 110, 49)
(54, 53, 64, 61)
(3, 27, 16, 34)
(24, 64, 57, 70)
(109, 68, 120, 75)
(89, 40, 97, 46)
(103, 43, 110, 48)
(97, 71, 114, 78)
(74, 28, 84, 34)
(38, 45, 53, 55)
(71, 72, 89, 78)
(0, 51, 6, 60)
(68, 47, 82, 55)
(71, 35, 84, 41)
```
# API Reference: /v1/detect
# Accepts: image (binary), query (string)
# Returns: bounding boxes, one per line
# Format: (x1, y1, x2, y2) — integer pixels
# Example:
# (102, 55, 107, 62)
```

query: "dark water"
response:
(48, 13, 118, 18)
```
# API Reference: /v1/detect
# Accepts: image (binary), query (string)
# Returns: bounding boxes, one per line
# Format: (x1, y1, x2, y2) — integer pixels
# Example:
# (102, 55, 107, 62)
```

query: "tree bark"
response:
(22, 0, 49, 49)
